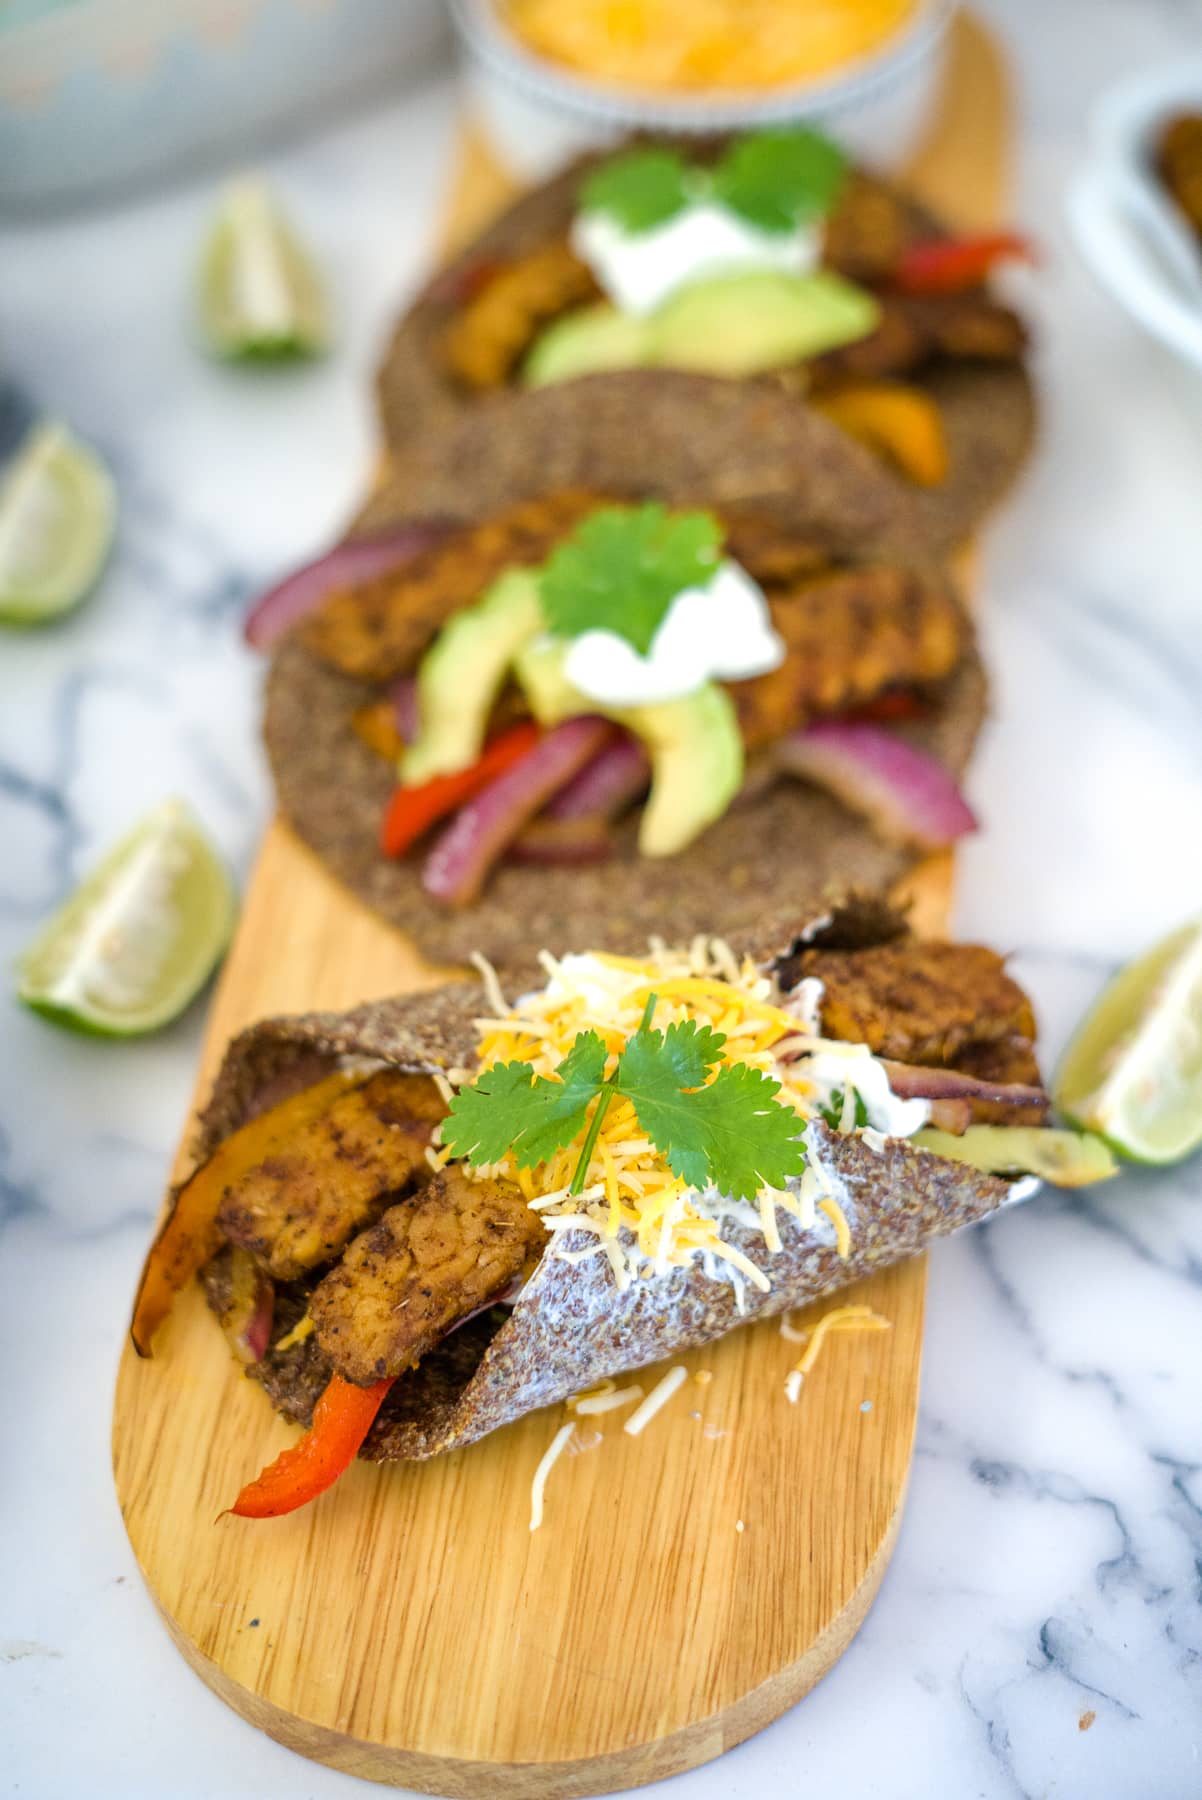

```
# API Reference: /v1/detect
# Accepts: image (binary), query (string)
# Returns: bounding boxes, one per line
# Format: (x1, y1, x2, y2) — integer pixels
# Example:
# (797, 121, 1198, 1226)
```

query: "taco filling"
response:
(296, 491, 976, 907)
(436, 130, 1031, 492)
(131, 918, 1114, 1515)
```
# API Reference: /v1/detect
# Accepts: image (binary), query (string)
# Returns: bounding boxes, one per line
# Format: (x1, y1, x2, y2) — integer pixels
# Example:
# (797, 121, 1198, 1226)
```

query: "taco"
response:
(130, 906, 1115, 1517)
(262, 374, 984, 978)
(376, 129, 1035, 552)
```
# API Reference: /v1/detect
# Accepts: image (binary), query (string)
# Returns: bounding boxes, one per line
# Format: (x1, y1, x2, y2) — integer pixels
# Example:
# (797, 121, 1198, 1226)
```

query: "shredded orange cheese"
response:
(449, 941, 848, 1292)
(272, 1314, 314, 1352)
(781, 1305, 891, 1403)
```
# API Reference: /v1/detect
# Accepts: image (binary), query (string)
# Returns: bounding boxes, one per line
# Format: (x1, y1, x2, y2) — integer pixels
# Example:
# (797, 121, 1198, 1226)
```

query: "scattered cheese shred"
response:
(624, 1364, 689, 1436)
(782, 1305, 892, 1403)
(571, 1382, 646, 1416)
(529, 1421, 577, 1531)
(272, 1314, 314, 1352)
(818, 1194, 852, 1260)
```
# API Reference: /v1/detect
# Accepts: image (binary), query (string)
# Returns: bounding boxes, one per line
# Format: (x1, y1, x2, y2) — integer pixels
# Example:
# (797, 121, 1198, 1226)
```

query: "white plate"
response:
(1068, 60, 1202, 370)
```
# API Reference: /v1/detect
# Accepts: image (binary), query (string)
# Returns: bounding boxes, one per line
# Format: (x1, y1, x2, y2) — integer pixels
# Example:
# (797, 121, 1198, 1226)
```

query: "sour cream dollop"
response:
(562, 559, 784, 708)
(572, 202, 820, 317)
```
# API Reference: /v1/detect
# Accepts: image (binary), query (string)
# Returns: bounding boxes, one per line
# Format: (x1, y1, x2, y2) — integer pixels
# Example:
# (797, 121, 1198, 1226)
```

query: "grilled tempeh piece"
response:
(810, 293, 1026, 386)
(300, 490, 610, 682)
(218, 1072, 446, 1280)
(800, 941, 1037, 1069)
(443, 239, 600, 389)
(310, 1167, 544, 1384)
(729, 563, 964, 748)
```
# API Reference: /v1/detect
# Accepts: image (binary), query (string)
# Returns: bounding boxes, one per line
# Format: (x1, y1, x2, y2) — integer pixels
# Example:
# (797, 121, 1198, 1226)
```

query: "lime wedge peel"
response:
(0, 422, 116, 626)
(1054, 918, 1202, 1166)
(16, 799, 237, 1037)
(200, 178, 329, 361)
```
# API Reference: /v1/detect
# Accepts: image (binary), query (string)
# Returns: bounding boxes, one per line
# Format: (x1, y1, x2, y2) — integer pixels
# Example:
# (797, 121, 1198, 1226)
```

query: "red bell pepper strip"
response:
(893, 232, 1035, 296)
(227, 1373, 394, 1518)
(379, 721, 541, 859)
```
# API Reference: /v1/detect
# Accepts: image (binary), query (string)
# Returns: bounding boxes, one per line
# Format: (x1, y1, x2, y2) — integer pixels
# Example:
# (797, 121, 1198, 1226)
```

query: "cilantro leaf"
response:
(580, 148, 692, 233)
(539, 503, 723, 656)
(818, 1086, 869, 1133)
(442, 1031, 607, 1168)
(712, 128, 847, 234)
(616, 1020, 806, 1200)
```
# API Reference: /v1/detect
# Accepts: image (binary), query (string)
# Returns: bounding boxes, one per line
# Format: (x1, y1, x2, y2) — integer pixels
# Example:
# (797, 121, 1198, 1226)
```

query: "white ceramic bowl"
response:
(1068, 60, 1202, 371)
(450, 0, 958, 180)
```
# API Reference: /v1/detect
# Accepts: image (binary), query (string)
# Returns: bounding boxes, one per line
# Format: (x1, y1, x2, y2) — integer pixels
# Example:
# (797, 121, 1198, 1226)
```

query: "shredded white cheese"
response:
(782, 1305, 892, 1403)
(624, 1364, 689, 1436)
(571, 1382, 646, 1416)
(529, 1421, 576, 1531)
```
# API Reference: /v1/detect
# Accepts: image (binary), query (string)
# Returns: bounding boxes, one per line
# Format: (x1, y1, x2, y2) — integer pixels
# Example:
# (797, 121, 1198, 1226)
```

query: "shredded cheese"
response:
(782, 1305, 891, 1403)
(529, 1421, 577, 1531)
(818, 1194, 853, 1260)
(624, 1364, 689, 1436)
(460, 939, 924, 1300)
(272, 1314, 314, 1352)
(571, 1382, 646, 1416)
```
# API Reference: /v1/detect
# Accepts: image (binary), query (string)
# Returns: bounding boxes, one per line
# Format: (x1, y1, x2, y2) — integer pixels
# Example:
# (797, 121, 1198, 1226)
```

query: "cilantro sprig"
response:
(579, 147, 693, 233)
(539, 502, 722, 656)
(443, 995, 806, 1203)
(580, 129, 848, 237)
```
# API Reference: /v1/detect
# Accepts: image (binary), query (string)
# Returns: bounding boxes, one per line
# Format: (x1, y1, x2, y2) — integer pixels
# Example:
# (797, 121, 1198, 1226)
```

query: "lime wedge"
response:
(1054, 918, 1202, 1164)
(199, 178, 329, 360)
(0, 422, 116, 626)
(16, 799, 236, 1036)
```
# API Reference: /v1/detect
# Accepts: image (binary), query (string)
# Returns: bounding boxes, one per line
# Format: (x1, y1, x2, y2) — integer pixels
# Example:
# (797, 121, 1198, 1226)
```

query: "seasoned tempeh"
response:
(310, 1168, 544, 1384)
(800, 941, 1037, 1068)
(218, 1072, 446, 1280)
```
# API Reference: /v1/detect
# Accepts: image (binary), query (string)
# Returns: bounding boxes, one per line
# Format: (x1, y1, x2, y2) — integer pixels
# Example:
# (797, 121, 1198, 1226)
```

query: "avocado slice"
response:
(912, 1126, 1118, 1187)
(401, 569, 542, 784)
(521, 269, 879, 387)
(523, 302, 652, 387)
(620, 684, 744, 857)
(512, 639, 743, 857)
(650, 269, 880, 377)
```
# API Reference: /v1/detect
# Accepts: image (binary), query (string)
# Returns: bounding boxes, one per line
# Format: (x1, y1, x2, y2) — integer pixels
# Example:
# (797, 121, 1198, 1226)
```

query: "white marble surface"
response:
(3, 4, 1202, 1795)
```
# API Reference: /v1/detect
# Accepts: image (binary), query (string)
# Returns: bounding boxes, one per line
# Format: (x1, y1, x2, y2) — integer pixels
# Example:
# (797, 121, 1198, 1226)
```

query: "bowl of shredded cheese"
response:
(451, 0, 957, 179)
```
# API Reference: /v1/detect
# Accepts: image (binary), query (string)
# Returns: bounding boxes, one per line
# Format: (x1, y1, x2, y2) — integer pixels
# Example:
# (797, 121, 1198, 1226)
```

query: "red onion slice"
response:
(423, 717, 615, 906)
(389, 675, 419, 744)
(244, 521, 452, 649)
(544, 731, 650, 822)
(776, 722, 978, 850)
(508, 816, 614, 865)
(218, 1248, 276, 1366)
(881, 1060, 1049, 1116)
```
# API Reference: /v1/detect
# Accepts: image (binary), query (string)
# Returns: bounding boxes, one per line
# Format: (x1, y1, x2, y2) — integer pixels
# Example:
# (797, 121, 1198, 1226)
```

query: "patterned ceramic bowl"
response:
(0, 0, 447, 211)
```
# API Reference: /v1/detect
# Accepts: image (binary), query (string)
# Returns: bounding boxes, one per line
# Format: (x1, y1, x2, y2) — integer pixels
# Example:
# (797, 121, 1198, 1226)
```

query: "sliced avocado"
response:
(522, 269, 879, 388)
(618, 684, 743, 856)
(512, 634, 588, 724)
(522, 302, 652, 387)
(512, 641, 743, 856)
(912, 1126, 1118, 1188)
(401, 569, 542, 784)
(649, 270, 880, 377)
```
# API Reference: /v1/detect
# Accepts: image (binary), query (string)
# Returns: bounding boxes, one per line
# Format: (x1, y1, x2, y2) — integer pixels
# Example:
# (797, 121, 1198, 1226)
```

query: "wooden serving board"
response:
(113, 17, 1009, 1795)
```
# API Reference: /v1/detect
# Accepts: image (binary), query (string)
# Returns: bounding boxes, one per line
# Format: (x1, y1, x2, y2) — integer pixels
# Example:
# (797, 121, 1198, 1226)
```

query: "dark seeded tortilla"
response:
(375, 148, 1035, 553)
(266, 374, 986, 986)
(194, 910, 1015, 1462)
